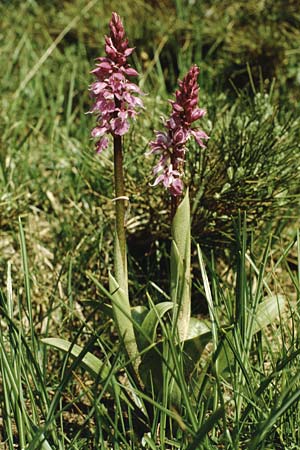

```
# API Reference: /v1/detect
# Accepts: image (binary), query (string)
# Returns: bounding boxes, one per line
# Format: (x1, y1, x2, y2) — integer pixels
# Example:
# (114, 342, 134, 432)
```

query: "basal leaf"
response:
(171, 189, 191, 260)
(113, 230, 128, 295)
(186, 317, 211, 341)
(41, 337, 108, 378)
(140, 301, 174, 350)
(252, 294, 286, 334)
(109, 272, 140, 374)
(171, 190, 191, 341)
(183, 317, 212, 377)
(131, 305, 149, 326)
(216, 295, 286, 377)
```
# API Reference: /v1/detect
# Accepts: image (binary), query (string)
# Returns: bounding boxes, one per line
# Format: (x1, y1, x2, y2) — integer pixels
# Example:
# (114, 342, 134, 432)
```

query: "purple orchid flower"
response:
(89, 13, 144, 152)
(148, 65, 209, 197)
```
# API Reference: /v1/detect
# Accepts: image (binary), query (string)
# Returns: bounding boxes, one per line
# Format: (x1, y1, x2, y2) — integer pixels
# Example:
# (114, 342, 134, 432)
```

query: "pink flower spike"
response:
(147, 64, 209, 197)
(89, 12, 144, 153)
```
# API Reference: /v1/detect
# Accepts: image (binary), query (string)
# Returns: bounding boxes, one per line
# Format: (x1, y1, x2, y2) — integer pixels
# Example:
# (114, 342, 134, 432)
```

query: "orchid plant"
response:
(43, 12, 286, 419)
(88, 12, 144, 377)
(147, 64, 209, 345)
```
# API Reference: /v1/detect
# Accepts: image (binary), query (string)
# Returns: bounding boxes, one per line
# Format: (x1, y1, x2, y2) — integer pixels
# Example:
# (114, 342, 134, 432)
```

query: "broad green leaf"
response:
(171, 190, 191, 341)
(113, 230, 128, 295)
(252, 294, 286, 334)
(80, 268, 142, 379)
(111, 232, 141, 376)
(186, 317, 211, 341)
(140, 308, 212, 390)
(131, 305, 149, 352)
(42, 337, 108, 378)
(184, 318, 212, 376)
(140, 301, 174, 350)
(41, 337, 131, 408)
(131, 305, 149, 326)
(171, 189, 191, 260)
(139, 301, 175, 388)
(170, 240, 184, 327)
(216, 295, 286, 377)
(109, 272, 140, 375)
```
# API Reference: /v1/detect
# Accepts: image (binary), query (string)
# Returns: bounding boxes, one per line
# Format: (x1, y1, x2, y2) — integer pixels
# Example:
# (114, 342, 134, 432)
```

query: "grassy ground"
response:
(1, 0, 300, 448)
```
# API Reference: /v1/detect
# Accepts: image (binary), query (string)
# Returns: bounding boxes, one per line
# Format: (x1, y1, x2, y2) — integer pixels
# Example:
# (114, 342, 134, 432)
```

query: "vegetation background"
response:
(1, 0, 300, 448)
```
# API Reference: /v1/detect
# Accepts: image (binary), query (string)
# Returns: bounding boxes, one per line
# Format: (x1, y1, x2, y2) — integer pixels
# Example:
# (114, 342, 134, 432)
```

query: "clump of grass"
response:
(1, 219, 300, 448)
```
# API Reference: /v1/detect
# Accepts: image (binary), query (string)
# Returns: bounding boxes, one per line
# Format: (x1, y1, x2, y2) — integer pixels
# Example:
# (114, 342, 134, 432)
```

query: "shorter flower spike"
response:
(148, 65, 209, 196)
(89, 13, 144, 152)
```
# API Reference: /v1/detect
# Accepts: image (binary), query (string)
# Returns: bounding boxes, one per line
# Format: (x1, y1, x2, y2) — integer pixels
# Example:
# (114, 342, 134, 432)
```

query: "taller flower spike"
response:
(148, 65, 209, 198)
(89, 13, 144, 153)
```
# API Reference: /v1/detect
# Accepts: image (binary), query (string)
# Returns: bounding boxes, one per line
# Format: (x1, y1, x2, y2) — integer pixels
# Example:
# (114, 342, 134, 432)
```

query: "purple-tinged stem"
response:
(170, 153, 181, 220)
(113, 134, 127, 271)
(171, 195, 180, 221)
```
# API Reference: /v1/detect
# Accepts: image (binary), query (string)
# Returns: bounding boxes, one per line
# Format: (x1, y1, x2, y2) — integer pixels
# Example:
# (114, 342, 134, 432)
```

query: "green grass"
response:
(1, 0, 300, 448)
(2, 217, 300, 449)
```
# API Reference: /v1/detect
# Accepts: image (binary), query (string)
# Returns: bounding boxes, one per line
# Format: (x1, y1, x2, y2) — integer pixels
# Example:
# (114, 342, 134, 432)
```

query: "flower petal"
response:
(91, 126, 107, 137)
(96, 136, 109, 153)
